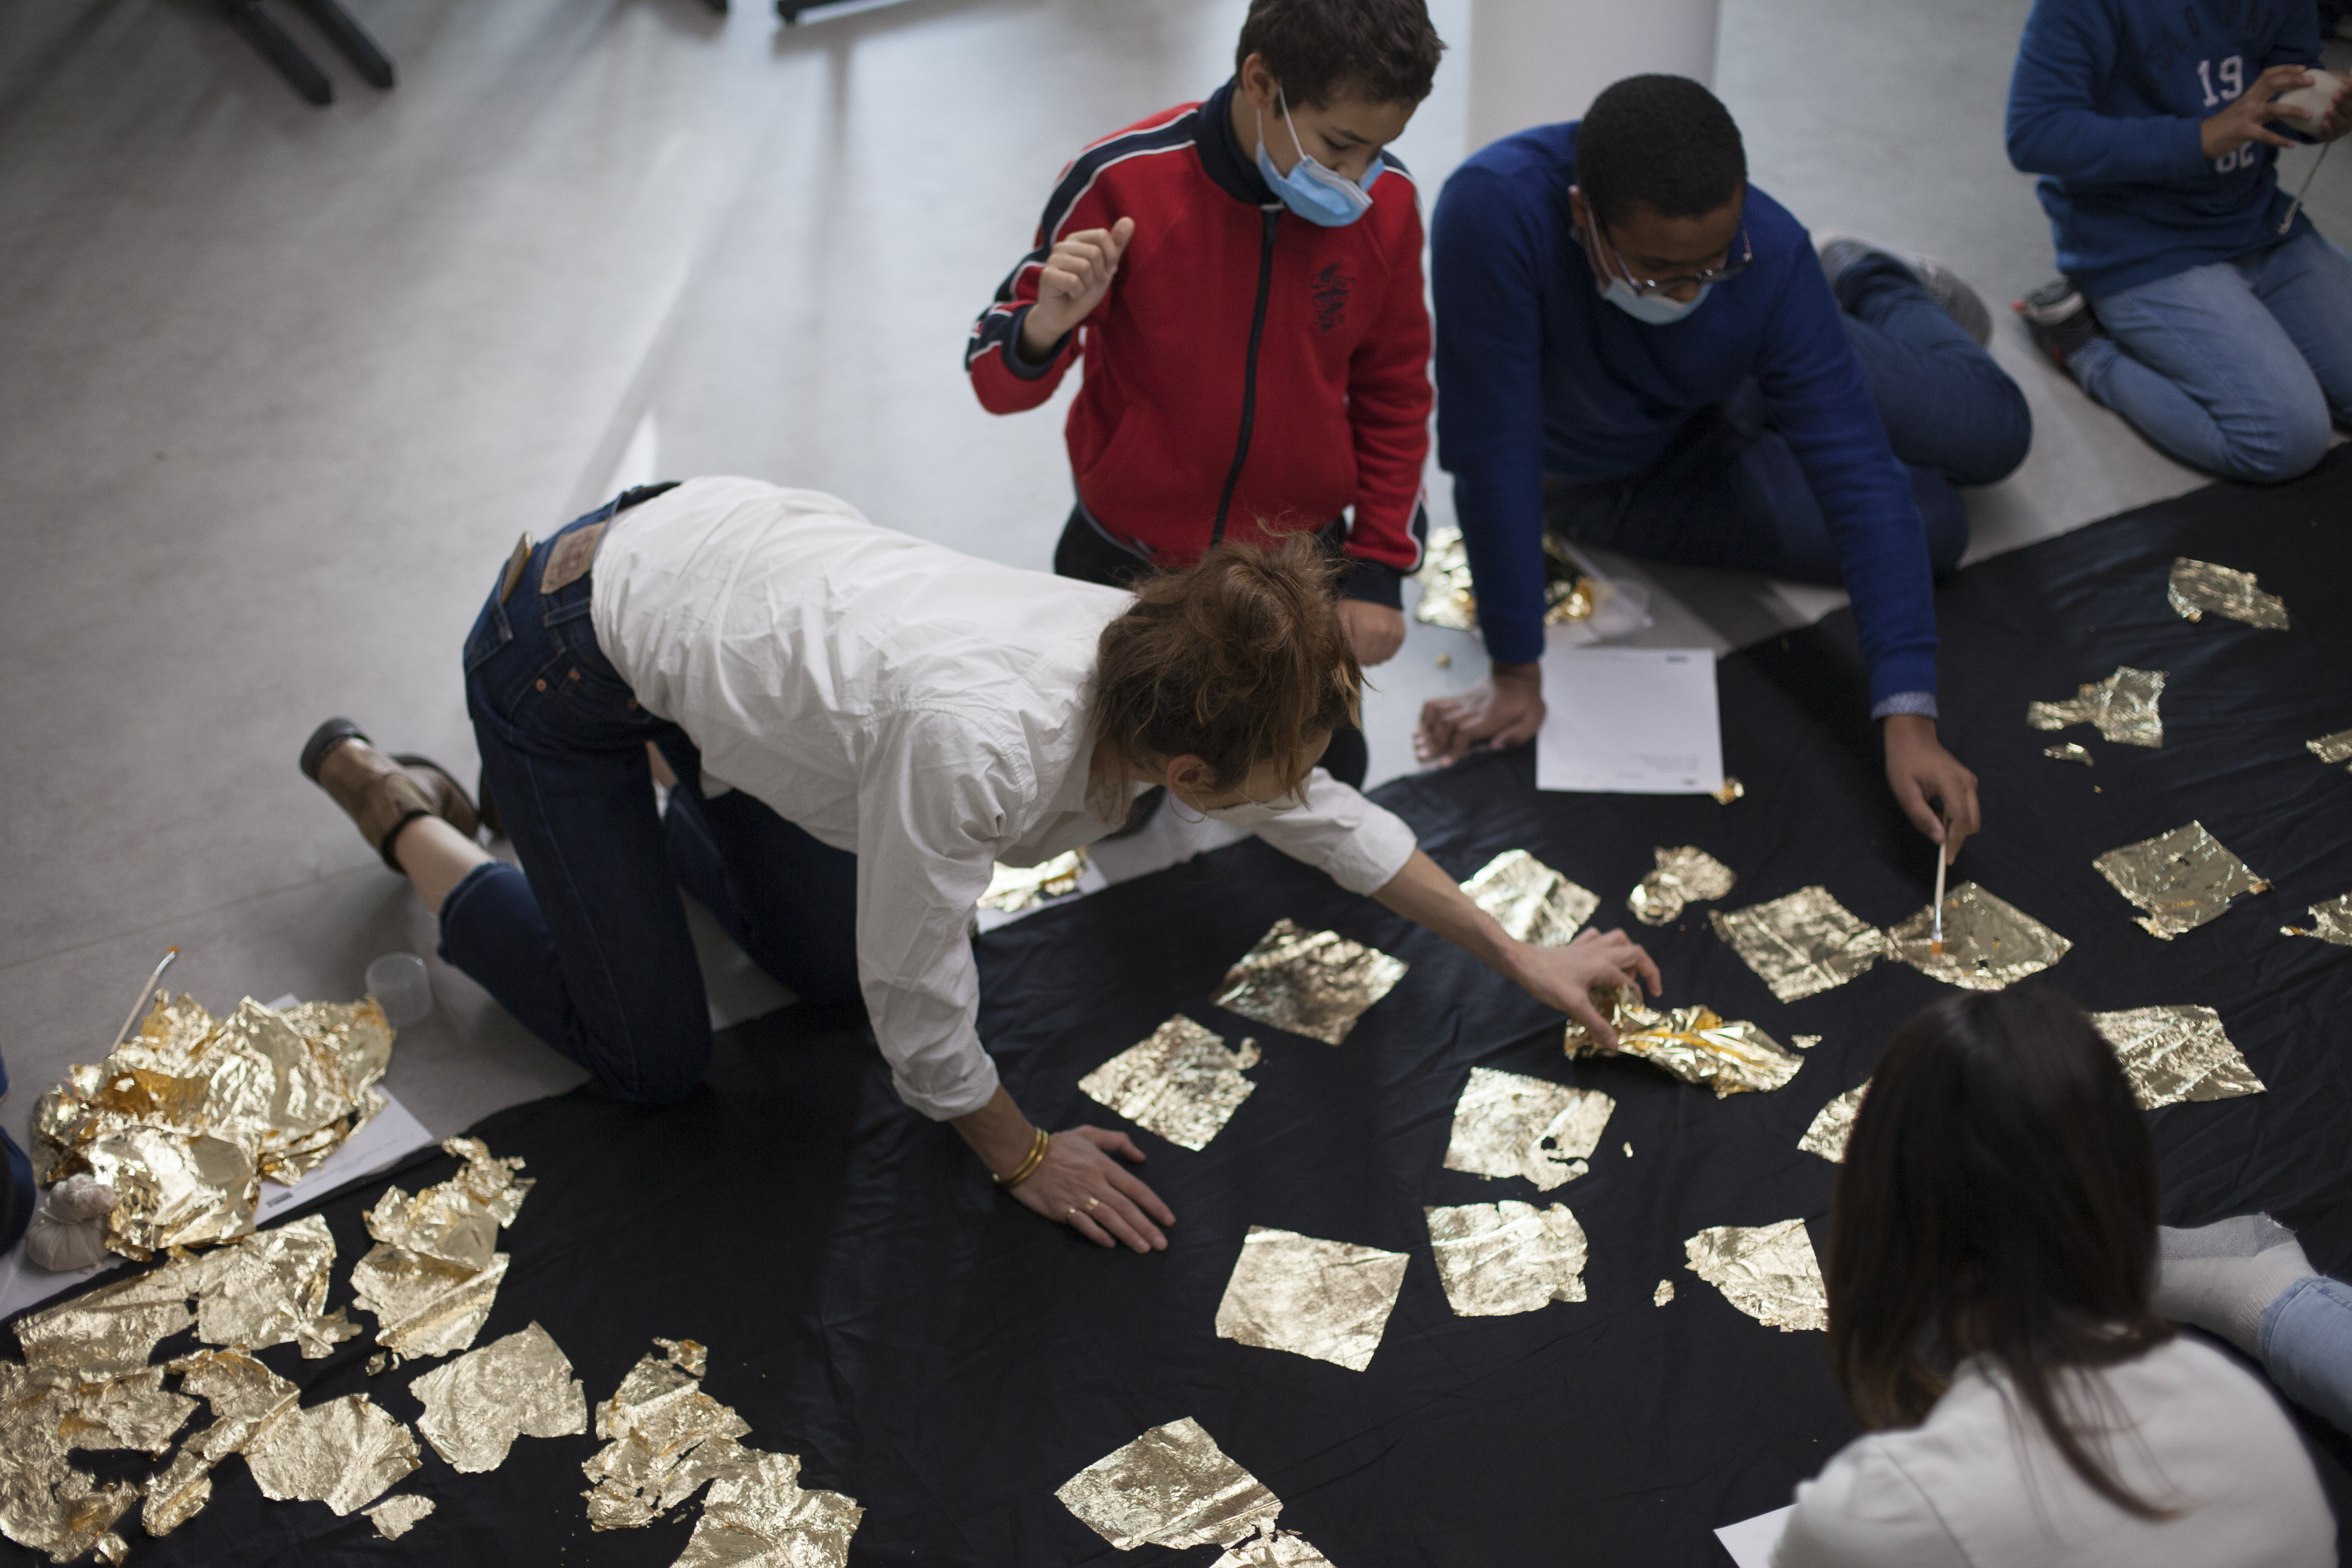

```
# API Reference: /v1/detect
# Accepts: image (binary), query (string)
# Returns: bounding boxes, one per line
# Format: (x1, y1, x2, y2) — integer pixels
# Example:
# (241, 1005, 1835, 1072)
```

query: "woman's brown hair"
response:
(1087, 534, 1361, 822)
(1828, 988, 2176, 1517)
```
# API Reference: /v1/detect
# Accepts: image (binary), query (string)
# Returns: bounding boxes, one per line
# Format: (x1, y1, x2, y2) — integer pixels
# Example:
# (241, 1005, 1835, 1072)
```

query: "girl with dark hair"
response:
(296, 479, 1658, 1253)
(1778, 988, 2331, 1565)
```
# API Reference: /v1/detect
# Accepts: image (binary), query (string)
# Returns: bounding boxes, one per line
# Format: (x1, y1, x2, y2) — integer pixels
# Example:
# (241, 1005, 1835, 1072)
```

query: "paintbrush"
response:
(111, 946, 180, 1049)
(1930, 840, 1949, 956)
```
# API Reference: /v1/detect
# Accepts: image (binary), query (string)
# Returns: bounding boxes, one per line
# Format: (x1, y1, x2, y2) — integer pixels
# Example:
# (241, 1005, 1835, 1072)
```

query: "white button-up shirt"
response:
(593, 477, 1418, 1120)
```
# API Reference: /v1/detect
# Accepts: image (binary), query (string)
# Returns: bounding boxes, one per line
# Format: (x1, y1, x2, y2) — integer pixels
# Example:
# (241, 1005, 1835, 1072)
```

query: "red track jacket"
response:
(965, 79, 1432, 604)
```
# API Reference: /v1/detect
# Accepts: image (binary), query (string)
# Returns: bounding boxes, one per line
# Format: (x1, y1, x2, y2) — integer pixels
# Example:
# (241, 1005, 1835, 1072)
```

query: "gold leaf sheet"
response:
(673, 1448, 864, 1568)
(582, 1339, 754, 1530)
(1460, 850, 1598, 946)
(14, 1254, 204, 1385)
(1628, 846, 1737, 926)
(186, 1214, 358, 1358)
(1425, 1202, 1588, 1317)
(33, 994, 393, 1259)
(2027, 665, 2166, 748)
(1441, 1066, 1614, 1191)
(353, 1137, 533, 1362)
(1056, 1416, 1284, 1552)
(1212, 1227, 1410, 1372)
(410, 1321, 587, 1474)
(0, 1366, 138, 1566)
(1213, 920, 1408, 1046)
(2169, 557, 2288, 629)
(2043, 743, 2094, 766)
(1213, 1529, 1336, 1567)
(1077, 1017, 1260, 1152)
(144, 1348, 304, 1535)
(351, 1252, 509, 1363)
(2093, 821, 2271, 939)
(1653, 1281, 1675, 1307)
(2308, 729, 2352, 766)
(1799, 1083, 1869, 1163)
(1709, 887, 1883, 1002)
(977, 849, 1088, 916)
(365, 1495, 437, 1540)
(242, 1393, 420, 1516)
(1564, 987, 1805, 1098)
(1412, 525, 1599, 632)
(1881, 883, 2072, 990)
(1684, 1219, 1829, 1332)
(2285, 893, 2352, 945)
(2091, 1005, 2265, 1109)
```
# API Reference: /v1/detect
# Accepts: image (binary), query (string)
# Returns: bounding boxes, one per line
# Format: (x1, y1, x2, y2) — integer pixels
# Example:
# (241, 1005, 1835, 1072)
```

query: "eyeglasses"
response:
(1586, 219, 1754, 297)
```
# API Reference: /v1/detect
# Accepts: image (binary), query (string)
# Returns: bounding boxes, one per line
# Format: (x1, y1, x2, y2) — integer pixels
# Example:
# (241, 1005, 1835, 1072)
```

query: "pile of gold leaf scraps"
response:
(351, 1137, 533, 1366)
(1059, 1416, 1332, 1566)
(1213, 921, 1408, 1046)
(33, 994, 394, 1259)
(1460, 850, 1598, 946)
(1411, 526, 1601, 632)
(1684, 1220, 1829, 1332)
(583, 1338, 863, 1566)
(1564, 986, 1806, 1097)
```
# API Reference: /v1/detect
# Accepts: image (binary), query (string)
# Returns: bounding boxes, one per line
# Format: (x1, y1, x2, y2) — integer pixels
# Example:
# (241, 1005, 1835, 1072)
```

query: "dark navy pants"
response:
(440, 500, 860, 1106)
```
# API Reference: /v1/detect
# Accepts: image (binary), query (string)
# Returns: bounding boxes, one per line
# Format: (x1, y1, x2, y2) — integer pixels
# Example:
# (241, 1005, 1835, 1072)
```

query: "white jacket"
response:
(592, 477, 1418, 1120)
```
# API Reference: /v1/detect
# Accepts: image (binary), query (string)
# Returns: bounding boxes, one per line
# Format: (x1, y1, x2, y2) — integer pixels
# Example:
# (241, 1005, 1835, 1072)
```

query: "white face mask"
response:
(1168, 785, 1305, 828)
(1580, 215, 1714, 325)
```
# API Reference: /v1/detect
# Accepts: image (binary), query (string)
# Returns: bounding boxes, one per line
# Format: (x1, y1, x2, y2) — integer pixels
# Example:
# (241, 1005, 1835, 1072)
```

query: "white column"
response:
(1465, 0, 1723, 154)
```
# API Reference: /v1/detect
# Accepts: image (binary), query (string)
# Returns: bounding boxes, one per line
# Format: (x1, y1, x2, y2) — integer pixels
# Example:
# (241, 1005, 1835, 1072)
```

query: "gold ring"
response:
(1084, 1196, 1101, 1213)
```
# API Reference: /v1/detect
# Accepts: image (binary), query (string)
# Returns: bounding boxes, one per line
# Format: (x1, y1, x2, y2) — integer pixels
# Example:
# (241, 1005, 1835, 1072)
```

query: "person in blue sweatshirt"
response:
(2008, 0, 2352, 482)
(1416, 75, 2025, 864)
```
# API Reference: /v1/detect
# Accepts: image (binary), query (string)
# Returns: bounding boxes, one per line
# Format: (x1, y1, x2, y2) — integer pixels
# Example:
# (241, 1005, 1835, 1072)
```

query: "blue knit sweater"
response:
(1431, 124, 1938, 705)
(2006, 0, 2322, 297)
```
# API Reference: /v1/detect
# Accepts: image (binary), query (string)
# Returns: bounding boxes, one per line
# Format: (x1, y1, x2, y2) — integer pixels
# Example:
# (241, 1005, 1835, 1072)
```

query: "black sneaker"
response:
(2014, 279, 2104, 368)
(1816, 231, 1994, 346)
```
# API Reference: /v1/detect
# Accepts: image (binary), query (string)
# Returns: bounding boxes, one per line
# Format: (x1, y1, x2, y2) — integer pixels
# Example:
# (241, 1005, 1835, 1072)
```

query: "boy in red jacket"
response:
(965, 0, 1444, 788)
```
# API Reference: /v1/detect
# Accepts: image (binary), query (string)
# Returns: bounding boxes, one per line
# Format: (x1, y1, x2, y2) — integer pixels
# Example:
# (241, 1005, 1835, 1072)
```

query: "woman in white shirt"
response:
(1777, 988, 2334, 1567)
(299, 477, 1660, 1253)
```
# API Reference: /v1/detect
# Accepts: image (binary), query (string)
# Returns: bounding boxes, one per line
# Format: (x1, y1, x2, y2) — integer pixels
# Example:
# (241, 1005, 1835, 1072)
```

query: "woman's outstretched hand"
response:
(1008, 1127, 1175, 1252)
(1504, 927, 1661, 1050)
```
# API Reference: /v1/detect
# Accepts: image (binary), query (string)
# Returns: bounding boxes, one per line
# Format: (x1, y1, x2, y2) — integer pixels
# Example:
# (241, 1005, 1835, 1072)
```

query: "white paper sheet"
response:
(1714, 1503, 1793, 1567)
(1536, 647, 1723, 794)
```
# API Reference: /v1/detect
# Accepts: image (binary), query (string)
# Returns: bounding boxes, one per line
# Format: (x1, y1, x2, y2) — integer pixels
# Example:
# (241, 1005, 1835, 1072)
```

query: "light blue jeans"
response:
(2074, 227, 2352, 484)
(2261, 1275, 2352, 1437)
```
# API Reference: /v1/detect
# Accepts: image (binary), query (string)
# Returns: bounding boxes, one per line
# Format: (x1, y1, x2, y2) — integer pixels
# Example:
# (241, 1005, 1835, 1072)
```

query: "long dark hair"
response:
(1827, 988, 2175, 1517)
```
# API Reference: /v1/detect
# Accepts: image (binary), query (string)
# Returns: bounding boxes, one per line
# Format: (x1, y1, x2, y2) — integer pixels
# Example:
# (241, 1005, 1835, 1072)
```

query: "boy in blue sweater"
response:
(2008, 0, 2352, 482)
(1416, 76, 2025, 862)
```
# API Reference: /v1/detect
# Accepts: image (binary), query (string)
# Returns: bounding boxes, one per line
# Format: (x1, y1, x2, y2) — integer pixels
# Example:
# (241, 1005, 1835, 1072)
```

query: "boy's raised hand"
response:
(1019, 216, 1136, 360)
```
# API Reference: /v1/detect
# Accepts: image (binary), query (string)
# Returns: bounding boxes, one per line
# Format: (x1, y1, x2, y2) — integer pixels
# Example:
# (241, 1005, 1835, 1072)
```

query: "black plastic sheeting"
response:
(13, 451, 2352, 1567)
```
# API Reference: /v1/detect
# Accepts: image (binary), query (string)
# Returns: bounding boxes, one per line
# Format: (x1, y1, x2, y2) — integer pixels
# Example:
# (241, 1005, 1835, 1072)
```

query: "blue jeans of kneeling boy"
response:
(441, 500, 860, 1106)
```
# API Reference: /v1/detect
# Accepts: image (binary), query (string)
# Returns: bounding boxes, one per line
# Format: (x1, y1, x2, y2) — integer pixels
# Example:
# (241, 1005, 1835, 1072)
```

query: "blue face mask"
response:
(1255, 90, 1381, 227)
(1582, 217, 1713, 325)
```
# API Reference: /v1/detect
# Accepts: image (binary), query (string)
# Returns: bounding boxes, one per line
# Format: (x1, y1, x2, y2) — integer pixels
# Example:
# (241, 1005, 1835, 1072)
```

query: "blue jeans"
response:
(1550, 256, 2031, 582)
(2262, 1275, 2352, 1439)
(2076, 229, 2352, 484)
(442, 500, 861, 1106)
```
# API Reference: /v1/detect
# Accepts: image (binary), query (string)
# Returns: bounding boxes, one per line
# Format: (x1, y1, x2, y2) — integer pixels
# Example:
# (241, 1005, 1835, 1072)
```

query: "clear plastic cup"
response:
(365, 952, 433, 1029)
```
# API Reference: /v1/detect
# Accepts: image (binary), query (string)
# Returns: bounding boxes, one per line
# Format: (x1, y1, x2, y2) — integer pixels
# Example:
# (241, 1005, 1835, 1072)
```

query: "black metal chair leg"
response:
(223, 0, 333, 105)
(288, 0, 395, 89)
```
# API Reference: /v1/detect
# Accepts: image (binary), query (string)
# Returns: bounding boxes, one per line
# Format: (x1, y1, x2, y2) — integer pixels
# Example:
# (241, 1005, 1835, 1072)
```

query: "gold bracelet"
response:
(994, 1125, 1050, 1189)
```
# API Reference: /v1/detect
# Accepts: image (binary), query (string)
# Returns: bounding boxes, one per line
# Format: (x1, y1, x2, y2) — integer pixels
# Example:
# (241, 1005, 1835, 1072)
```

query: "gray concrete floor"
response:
(3, 0, 2346, 1156)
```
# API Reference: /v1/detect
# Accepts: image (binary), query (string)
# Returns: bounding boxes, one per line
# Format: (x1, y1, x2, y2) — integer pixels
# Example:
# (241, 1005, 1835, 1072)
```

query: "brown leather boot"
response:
(300, 718, 482, 872)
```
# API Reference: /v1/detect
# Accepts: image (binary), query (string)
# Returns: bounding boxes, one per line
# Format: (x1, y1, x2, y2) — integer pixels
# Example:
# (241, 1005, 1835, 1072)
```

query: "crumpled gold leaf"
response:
(582, 1339, 753, 1530)
(673, 1447, 864, 1568)
(1881, 883, 2072, 990)
(1653, 1280, 1675, 1307)
(1685, 1219, 1828, 1332)
(1799, 1082, 1869, 1163)
(977, 849, 1088, 916)
(137, 1349, 299, 1537)
(1213, 920, 1407, 1046)
(13, 1254, 204, 1386)
(353, 1138, 532, 1363)
(2043, 743, 2094, 766)
(0, 1364, 139, 1566)
(1713, 777, 1745, 804)
(186, 1214, 358, 1358)
(242, 1393, 420, 1516)
(2308, 729, 2352, 767)
(1213, 1529, 1336, 1567)
(365, 1495, 437, 1540)
(2027, 665, 2166, 748)
(2090, 1005, 2265, 1109)
(1709, 887, 1883, 1002)
(1412, 526, 1600, 631)
(1425, 1201, 1588, 1316)
(1441, 1066, 1613, 1191)
(2169, 558, 2288, 629)
(1078, 1017, 1260, 1152)
(1460, 850, 1598, 946)
(1056, 1416, 1284, 1552)
(1213, 1227, 1410, 1372)
(1564, 986, 1804, 1097)
(2093, 821, 2271, 939)
(410, 1321, 586, 1474)
(2284, 893, 2352, 945)
(1628, 845, 1738, 926)
(54, 1366, 197, 1458)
